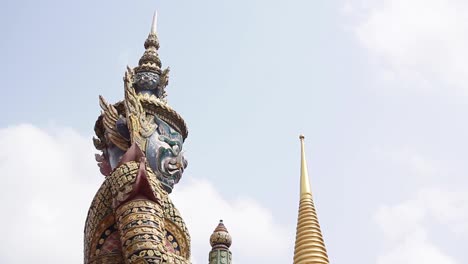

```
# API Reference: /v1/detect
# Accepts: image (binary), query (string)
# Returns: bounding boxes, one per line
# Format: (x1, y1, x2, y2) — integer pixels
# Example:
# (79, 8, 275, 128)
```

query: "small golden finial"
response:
(210, 220, 232, 249)
(299, 134, 311, 198)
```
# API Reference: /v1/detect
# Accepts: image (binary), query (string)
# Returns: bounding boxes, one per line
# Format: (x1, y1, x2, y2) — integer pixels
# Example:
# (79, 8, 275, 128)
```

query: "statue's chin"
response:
(159, 164, 183, 194)
(161, 180, 174, 194)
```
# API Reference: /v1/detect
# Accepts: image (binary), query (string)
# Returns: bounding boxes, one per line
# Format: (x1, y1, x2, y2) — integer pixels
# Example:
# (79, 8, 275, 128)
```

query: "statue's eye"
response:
(173, 145, 180, 153)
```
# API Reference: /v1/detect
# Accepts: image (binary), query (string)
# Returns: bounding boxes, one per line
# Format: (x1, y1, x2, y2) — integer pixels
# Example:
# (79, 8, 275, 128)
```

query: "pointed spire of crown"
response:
(132, 11, 170, 101)
(136, 11, 161, 73)
(293, 135, 329, 264)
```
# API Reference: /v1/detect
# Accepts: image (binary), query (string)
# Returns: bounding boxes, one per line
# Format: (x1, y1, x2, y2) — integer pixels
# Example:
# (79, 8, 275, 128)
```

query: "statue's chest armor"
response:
(84, 162, 191, 264)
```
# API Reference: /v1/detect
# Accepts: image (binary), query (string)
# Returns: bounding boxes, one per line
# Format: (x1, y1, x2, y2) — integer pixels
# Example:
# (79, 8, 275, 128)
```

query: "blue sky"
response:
(1, 0, 467, 263)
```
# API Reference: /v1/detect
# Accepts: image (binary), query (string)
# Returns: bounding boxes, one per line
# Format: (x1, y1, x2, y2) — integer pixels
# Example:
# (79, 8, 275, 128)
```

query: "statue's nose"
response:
(176, 155, 183, 169)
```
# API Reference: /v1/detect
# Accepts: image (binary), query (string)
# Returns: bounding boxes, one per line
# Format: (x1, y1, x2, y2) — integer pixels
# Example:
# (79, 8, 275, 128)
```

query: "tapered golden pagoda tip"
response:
(150, 11, 158, 35)
(293, 134, 330, 264)
(299, 135, 312, 197)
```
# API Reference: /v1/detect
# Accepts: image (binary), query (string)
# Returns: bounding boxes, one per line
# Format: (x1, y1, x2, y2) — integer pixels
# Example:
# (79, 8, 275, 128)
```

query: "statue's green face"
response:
(145, 116, 187, 193)
(105, 114, 187, 193)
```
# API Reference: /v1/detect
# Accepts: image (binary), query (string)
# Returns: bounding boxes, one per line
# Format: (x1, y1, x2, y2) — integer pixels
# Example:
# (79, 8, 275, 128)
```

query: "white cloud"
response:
(173, 179, 293, 264)
(0, 124, 291, 263)
(418, 188, 468, 234)
(374, 147, 440, 184)
(349, 0, 468, 89)
(0, 124, 99, 263)
(377, 231, 458, 264)
(372, 147, 467, 263)
(375, 188, 467, 264)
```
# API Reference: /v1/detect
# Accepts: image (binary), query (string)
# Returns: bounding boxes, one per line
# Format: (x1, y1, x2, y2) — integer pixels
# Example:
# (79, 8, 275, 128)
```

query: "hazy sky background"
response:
(0, 0, 467, 263)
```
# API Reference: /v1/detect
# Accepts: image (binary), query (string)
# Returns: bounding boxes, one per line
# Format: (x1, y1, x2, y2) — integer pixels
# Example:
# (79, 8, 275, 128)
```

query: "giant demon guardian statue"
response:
(84, 14, 191, 264)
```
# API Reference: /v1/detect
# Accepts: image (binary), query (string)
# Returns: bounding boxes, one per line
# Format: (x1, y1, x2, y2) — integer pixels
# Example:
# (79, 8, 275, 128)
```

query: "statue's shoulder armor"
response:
(84, 179, 115, 263)
(162, 195, 191, 258)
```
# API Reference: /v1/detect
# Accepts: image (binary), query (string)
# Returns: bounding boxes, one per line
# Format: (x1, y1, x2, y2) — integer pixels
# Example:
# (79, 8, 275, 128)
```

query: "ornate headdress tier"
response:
(138, 30, 161, 69)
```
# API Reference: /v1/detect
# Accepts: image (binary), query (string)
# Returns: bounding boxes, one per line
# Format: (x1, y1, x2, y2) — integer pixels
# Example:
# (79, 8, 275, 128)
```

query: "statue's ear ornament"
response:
(99, 95, 131, 151)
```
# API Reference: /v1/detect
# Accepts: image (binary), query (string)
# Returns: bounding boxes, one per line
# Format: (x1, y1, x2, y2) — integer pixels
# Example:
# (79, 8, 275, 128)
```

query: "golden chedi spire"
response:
(293, 135, 329, 264)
